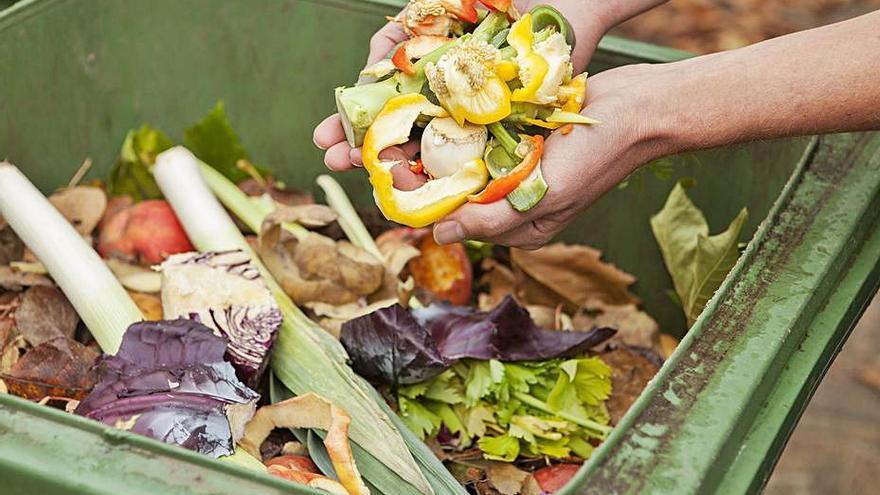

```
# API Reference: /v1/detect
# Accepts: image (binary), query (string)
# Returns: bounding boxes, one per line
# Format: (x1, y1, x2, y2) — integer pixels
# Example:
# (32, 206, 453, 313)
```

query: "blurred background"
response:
(1, 0, 877, 493)
(615, 2, 880, 494)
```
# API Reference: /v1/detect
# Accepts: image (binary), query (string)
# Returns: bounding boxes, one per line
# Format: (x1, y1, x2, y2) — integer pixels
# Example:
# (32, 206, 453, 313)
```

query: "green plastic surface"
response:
(0, 1, 878, 494)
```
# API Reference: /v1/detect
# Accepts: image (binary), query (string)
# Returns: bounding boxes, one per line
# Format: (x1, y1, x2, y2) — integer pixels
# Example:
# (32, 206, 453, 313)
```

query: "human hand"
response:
(433, 63, 669, 249)
(314, 0, 618, 171)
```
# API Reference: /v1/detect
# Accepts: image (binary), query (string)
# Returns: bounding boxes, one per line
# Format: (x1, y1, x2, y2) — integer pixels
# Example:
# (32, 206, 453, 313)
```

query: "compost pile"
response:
(0, 99, 701, 494)
(0, 2, 751, 493)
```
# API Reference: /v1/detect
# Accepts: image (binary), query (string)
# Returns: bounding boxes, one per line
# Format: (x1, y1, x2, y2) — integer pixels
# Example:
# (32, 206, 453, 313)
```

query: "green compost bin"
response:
(1, 0, 879, 493)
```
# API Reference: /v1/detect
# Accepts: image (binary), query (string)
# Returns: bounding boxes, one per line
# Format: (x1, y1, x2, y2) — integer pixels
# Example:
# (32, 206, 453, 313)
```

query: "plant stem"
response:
(513, 392, 613, 437)
(488, 122, 520, 157)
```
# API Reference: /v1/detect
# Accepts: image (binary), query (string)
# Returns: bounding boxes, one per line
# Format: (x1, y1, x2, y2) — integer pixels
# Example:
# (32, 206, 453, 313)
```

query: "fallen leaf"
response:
(487, 461, 530, 495)
(0, 222, 24, 265)
(306, 298, 398, 338)
(371, 227, 423, 302)
(478, 258, 518, 311)
(264, 204, 339, 229)
(0, 379, 6, 393)
(107, 258, 161, 293)
(238, 178, 314, 207)
(128, 291, 163, 320)
(0, 334, 28, 374)
(856, 361, 880, 396)
(1, 337, 98, 400)
(259, 213, 384, 306)
(651, 182, 747, 326)
(574, 301, 660, 350)
(15, 286, 79, 347)
(511, 243, 639, 312)
(0, 266, 53, 291)
(48, 185, 108, 236)
(601, 346, 660, 425)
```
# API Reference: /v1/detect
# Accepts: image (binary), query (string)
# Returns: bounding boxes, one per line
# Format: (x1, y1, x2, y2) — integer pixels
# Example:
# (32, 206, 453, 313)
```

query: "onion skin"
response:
(420, 117, 487, 179)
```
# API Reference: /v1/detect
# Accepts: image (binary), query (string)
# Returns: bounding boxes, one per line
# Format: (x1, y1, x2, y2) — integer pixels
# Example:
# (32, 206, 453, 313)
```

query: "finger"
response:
(390, 163, 428, 191)
(484, 221, 557, 250)
(434, 200, 529, 245)
(368, 22, 408, 65)
(324, 141, 356, 172)
(314, 114, 347, 150)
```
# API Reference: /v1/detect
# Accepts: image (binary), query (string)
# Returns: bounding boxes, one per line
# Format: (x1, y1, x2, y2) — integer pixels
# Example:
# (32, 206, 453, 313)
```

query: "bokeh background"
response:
(614, 2, 880, 494)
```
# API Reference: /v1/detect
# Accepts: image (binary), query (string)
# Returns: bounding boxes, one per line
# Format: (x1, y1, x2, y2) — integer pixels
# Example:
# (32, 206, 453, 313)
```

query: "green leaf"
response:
(183, 101, 255, 182)
(464, 360, 494, 406)
(651, 181, 748, 326)
(398, 396, 442, 439)
(424, 370, 463, 404)
(571, 358, 613, 406)
(107, 125, 173, 201)
(426, 402, 466, 437)
(479, 434, 520, 462)
(459, 403, 495, 439)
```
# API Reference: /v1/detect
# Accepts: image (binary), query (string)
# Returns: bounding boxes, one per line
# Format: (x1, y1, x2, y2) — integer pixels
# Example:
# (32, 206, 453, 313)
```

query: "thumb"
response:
(367, 22, 408, 65)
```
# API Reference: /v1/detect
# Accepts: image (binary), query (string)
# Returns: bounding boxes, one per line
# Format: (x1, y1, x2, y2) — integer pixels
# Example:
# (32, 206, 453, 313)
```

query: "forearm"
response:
(645, 10, 880, 155)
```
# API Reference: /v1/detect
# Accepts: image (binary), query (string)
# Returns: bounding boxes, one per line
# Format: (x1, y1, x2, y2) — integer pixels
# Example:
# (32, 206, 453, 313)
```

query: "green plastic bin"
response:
(0, 0, 878, 494)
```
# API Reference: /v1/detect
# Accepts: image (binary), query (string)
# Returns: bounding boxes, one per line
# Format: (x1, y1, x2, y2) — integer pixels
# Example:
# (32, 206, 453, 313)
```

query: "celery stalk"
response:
(485, 127, 549, 212)
(0, 162, 143, 353)
(153, 147, 437, 495)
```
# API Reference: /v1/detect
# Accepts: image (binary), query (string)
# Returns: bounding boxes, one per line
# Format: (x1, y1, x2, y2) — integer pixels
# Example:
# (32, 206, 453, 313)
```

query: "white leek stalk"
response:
(153, 147, 435, 495)
(0, 162, 143, 353)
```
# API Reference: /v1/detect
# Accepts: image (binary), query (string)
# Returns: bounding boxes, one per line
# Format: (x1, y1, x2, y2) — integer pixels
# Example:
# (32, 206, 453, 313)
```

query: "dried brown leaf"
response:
(0, 334, 28, 373)
(574, 301, 660, 349)
(478, 258, 518, 311)
(658, 333, 679, 360)
(259, 218, 383, 305)
(487, 462, 530, 495)
(49, 185, 108, 236)
(306, 298, 397, 338)
(601, 346, 660, 425)
(15, 286, 79, 347)
(0, 223, 24, 265)
(238, 178, 314, 207)
(1, 337, 98, 400)
(371, 230, 422, 302)
(0, 265, 53, 291)
(265, 205, 338, 228)
(511, 243, 639, 312)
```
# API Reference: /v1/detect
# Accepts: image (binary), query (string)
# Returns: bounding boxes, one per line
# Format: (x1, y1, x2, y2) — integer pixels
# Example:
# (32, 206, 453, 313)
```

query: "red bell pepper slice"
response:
(391, 35, 452, 76)
(468, 134, 544, 204)
(443, 0, 479, 23)
(480, 0, 512, 13)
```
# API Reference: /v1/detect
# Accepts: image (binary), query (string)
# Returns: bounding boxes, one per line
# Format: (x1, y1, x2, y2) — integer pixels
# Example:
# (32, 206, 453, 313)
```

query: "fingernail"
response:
(313, 136, 327, 151)
(434, 221, 465, 245)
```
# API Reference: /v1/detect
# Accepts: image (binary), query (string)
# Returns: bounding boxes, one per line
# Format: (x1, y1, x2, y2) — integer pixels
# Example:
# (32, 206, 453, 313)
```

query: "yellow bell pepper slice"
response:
(557, 72, 587, 113)
(508, 13, 549, 104)
(362, 93, 490, 228)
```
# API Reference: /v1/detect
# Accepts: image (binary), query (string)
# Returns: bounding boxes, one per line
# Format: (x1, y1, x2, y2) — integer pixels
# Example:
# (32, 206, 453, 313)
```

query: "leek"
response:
(0, 162, 142, 353)
(153, 147, 442, 495)
(316, 175, 383, 261)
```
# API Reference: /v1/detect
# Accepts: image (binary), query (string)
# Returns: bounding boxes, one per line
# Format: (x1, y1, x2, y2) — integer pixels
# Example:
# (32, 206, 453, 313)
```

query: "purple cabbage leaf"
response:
(341, 296, 615, 386)
(75, 319, 260, 457)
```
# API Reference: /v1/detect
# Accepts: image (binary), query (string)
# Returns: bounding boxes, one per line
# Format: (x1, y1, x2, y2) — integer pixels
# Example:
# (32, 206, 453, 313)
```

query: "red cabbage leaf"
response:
(75, 319, 259, 457)
(341, 296, 615, 386)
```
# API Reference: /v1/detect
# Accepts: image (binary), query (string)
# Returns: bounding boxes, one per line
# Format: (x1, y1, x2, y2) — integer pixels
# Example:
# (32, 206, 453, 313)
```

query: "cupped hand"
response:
(433, 64, 668, 249)
(313, 0, 610, 171)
